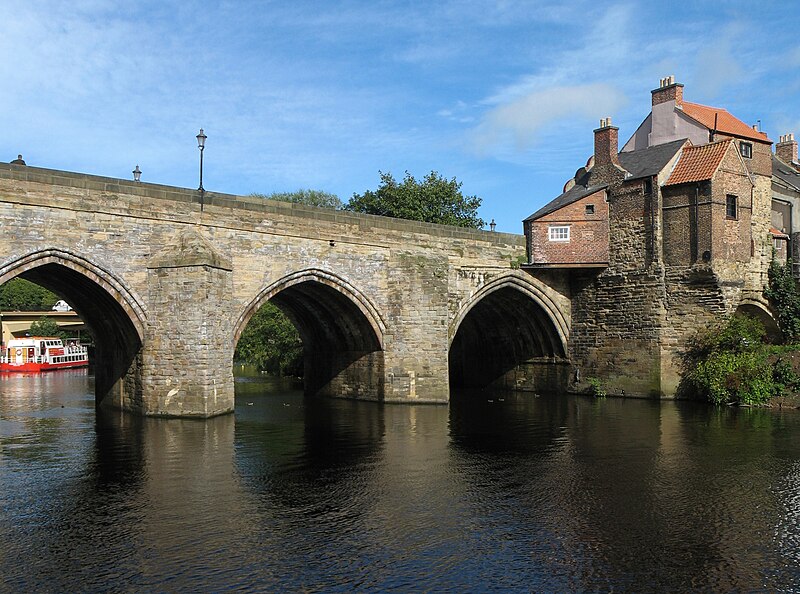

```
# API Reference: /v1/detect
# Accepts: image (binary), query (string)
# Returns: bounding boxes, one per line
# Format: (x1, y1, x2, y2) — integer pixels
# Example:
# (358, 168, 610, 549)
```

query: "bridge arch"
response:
(0, 248, 148, 405)
(235, 269, 386, 399)
(736, 297, 781, 341)
(449, 271, 569, 392)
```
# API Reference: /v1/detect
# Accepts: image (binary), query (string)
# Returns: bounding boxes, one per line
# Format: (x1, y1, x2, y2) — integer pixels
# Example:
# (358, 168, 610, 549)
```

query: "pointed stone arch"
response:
(0, 248, 148, 340)
(450, 271, 569, 352)
(449, 271, 570, 393)
(0, 248, 148, 406)
(234, 268, 385, 348)
(235, 268, 387, 400)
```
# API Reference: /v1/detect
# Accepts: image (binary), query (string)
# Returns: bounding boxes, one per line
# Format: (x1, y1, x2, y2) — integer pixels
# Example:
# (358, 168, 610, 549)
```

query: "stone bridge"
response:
(0, 162, 571, 416)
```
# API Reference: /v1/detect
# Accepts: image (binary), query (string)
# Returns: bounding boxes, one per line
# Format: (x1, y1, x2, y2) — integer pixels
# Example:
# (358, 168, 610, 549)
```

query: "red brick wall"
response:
(526, 189, 609, 265)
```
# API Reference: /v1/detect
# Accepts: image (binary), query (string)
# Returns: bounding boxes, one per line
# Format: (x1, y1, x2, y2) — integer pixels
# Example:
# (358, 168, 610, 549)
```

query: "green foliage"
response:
(0, 278, 59, 311)
(509, 254, 527, 269)
(691, 350, 774, 405)
(586, 377, 607, 398)
(681, 314, 783, 405)
(772, 357, 800, 392)
(28, 316, 69, 341)
(234, 303, 303, 376)
(346, 170, 485, 229)
(765, 259, 800, 342)
(250, 189, 343, 210)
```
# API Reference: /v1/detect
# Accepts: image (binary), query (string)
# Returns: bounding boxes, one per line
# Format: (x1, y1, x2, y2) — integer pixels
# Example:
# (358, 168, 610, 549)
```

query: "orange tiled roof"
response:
(665, 139, 731, 186)
(680, 101, 771, 143)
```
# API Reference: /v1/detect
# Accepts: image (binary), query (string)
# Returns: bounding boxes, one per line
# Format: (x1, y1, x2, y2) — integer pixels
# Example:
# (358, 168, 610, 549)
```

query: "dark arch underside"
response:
(449, 286, 567, 393)
(735, 303, 781, 342)
(16, 264, 142, 405)
(263, 280, 384, 399)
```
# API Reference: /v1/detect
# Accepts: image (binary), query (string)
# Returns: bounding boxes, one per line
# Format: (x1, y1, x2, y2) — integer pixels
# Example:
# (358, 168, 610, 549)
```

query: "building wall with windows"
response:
(526, 189, 609, 266)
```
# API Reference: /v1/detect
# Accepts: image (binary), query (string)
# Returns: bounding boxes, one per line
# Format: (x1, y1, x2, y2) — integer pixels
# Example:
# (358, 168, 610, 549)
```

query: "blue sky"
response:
(2, 1, 799, 232)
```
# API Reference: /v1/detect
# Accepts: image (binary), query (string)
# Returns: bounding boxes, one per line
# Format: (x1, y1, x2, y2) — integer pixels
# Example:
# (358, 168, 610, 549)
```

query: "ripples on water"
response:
(2, 369, 800, 591)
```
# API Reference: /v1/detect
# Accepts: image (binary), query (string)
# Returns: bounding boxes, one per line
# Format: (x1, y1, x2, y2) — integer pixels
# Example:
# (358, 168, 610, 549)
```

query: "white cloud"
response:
(468, 83, 626, 154)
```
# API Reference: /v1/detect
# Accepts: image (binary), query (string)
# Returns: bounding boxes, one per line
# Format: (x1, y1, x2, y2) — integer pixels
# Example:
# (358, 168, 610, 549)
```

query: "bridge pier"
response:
(133, 229, 235, 417)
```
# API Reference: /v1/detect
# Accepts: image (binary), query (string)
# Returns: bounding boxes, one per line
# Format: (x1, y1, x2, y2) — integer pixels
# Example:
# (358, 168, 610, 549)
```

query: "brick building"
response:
(524, 77, 775, 397)
(772, 134, 800, 272)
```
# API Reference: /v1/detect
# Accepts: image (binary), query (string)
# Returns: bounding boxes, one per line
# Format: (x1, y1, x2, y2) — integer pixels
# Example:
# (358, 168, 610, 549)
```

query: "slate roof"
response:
(773, 154, 800, 192)
(527, 140, 687, 222)
(665, 139, 731, 186)
(680, 101, 771, 143)
(618, 138, 686, 180)
(524, 183, 607, 222)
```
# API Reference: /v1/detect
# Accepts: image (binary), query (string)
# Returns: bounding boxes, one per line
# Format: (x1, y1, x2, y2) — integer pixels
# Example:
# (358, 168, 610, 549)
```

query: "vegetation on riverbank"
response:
(681, 261, 800, 406)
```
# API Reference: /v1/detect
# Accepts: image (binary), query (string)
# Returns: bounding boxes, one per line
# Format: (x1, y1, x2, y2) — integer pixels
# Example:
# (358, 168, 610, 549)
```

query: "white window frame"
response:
(548, 225, 570, 242)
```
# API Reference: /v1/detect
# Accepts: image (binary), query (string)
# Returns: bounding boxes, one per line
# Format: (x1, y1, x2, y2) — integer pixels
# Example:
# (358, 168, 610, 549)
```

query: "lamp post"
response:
(132, 165, 141, 182)
(489, 218, 496, 232)
(196, 128, 207, 212)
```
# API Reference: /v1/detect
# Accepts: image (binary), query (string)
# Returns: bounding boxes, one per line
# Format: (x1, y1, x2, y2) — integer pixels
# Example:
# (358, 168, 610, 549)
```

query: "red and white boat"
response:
(0, 337, 88, 372)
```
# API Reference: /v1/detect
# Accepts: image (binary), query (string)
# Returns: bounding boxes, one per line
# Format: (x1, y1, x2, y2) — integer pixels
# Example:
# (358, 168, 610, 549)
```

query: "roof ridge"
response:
(680, 100, 729, 113)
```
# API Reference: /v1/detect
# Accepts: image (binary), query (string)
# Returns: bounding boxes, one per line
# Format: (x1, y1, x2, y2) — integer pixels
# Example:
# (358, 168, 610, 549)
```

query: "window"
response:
(740, 142, 752, 159)
(726, 194, 737, 219)
(548, 225, 570, 242)
(585, 204, 595, 215)
(643, 179, 653, 195)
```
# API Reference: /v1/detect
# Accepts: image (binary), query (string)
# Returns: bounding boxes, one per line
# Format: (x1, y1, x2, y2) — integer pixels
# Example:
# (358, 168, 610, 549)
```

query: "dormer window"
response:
(740, 142, 752, 159)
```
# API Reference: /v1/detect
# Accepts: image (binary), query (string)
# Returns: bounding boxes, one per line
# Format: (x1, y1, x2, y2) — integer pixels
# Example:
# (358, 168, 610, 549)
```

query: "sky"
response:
(2, 1, 800, 233)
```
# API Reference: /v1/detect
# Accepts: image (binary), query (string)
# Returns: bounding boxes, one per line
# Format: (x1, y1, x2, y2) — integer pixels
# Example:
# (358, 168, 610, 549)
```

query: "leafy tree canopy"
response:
(234, 303, 303, 376)
(345, 170, 485, 229)
(0, 278, 59, 311)
(29, 316, 69, 341)
(251, 189, 342, 210)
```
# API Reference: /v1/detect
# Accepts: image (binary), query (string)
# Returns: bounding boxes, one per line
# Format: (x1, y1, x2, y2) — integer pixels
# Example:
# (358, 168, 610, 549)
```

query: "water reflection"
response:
(1, 371, 800, 591)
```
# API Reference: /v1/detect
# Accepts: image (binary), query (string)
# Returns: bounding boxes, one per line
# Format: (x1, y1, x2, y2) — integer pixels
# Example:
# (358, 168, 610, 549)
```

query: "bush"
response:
(586, 377, 607, 398)
(765, 259, 800, 342)
(681, 314, 781, 405)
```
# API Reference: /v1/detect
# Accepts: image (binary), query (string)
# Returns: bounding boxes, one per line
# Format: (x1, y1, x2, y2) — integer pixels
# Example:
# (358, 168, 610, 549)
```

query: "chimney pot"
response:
(594, 117, 621, 169)
(652, 76, 684, 106)
(776, 132, 799, 168)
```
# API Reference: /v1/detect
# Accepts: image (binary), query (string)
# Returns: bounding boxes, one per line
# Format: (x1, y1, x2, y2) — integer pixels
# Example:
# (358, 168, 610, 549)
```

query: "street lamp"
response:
(489, 219, 496, 232)
(132, 165, 141, 182)
(196, 128, 207, 212)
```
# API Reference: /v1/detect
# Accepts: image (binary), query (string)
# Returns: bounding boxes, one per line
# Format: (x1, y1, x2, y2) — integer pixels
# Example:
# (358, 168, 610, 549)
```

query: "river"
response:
(2, 368, 800, 592)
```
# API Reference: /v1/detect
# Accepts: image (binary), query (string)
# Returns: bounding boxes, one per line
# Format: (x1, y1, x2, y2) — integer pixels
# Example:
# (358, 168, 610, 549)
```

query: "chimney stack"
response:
(594, 117, 621, 169)
(651, 75, 684, 107)
(776, 133, 798, 168)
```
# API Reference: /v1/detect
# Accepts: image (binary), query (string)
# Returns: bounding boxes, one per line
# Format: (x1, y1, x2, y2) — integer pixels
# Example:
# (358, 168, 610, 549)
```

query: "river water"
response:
(2, 369, 800, 592)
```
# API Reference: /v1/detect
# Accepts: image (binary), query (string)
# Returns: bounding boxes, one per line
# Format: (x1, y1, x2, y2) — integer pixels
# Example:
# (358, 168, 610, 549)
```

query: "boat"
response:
(0, 337, 89, 372)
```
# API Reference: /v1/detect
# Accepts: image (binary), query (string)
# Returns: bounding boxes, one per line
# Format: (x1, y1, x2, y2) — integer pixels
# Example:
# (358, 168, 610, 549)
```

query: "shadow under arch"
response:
(449, 272, 570, 393)
(736, 299, 781, 342)
(235, 269, 386, 400)
(0, 249, 147, 406)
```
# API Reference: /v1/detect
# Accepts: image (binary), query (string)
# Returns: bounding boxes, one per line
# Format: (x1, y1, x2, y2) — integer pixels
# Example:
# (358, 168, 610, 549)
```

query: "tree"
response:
(346, 170, 485, 229)
(251, 189, 342, 210)
(28, 316, 68, 341)
(234, 303, 303, 376)
(0, 278, 59, 311)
